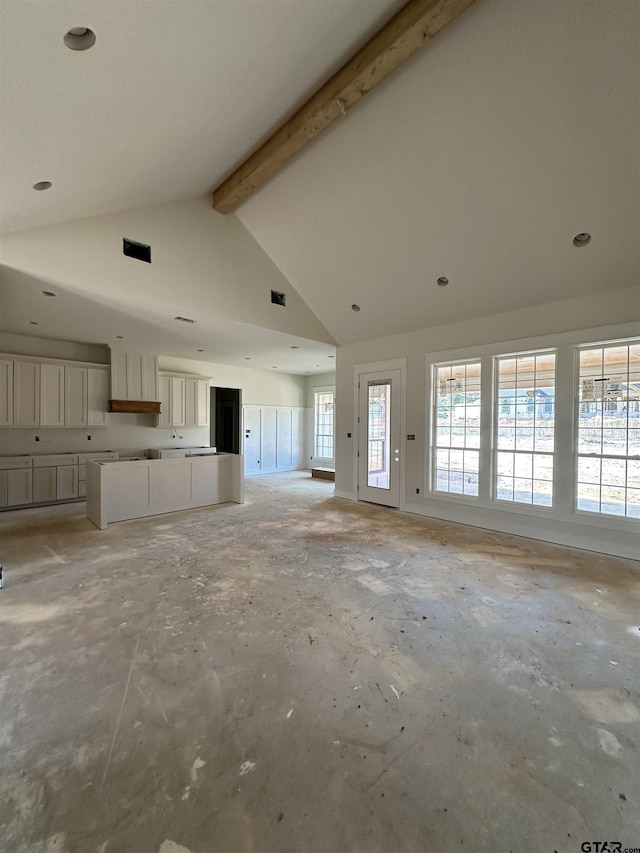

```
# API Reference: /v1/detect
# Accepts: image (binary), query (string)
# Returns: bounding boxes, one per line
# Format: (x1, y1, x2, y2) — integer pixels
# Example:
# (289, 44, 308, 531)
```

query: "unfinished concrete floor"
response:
(1, 471, 639, 853)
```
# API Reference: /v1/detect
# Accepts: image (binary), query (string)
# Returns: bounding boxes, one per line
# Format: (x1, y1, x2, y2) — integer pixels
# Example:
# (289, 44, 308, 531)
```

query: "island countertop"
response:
(86, 453, 243, 529)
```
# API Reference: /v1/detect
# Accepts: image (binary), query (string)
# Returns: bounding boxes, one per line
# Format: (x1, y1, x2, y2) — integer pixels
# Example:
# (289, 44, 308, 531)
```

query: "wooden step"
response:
(311, 467, 335, 481)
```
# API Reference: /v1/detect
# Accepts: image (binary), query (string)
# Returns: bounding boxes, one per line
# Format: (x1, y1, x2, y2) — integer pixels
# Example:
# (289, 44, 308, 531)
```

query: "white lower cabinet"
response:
(7, 468, 33, 506)
(0, 452, 118, 509)
(33, 467, 57, 503)
(56, 465, 79, 500)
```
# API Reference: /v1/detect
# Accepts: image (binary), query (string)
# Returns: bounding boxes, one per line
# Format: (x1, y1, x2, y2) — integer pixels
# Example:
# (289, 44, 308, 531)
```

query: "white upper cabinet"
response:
(185, 379, 210, 427)
(87, 368, 109, 426)
(158, 375, 172, 427)
(158, 373, 210, 428)
(110, 350, 159, 401)
(0, 354, 109, 429)
(40, 363, 65, 427)
(64, 366, 88, 427)
(171, 378, 185, 427)
(0, 359, 14, 426)
(13, 361, 40, 427)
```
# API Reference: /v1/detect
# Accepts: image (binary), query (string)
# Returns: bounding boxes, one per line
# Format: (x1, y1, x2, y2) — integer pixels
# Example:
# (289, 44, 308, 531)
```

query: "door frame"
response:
(353, 358, 407, 509)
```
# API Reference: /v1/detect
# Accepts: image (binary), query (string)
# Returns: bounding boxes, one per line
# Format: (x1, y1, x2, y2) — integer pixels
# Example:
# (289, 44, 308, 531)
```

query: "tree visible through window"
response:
(314, 389, 335, 461)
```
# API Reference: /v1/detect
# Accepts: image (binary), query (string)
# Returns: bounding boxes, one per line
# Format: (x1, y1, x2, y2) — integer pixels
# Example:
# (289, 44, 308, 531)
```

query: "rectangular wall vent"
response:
(123, 238, 151, 263)
(174, 316, 196, 324)
(271, 290, 286, 307)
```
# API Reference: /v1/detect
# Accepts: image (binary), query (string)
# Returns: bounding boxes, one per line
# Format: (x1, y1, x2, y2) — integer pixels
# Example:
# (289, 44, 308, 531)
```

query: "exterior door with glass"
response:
(358, 369, 402, 507)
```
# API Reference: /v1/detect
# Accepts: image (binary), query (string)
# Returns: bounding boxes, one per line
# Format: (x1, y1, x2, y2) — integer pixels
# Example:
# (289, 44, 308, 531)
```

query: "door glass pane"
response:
(368, 382, 390, 489)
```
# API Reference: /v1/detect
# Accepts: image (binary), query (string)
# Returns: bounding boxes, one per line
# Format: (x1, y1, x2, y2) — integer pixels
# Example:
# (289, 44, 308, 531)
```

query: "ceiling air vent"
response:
(123, 237, 151, 263)
(271, 290, 286, 307)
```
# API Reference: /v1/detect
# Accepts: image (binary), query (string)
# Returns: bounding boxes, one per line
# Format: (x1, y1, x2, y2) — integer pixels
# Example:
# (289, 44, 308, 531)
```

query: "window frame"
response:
(313, 385, 335, 464)
(422, 322, 639, 537)
(430, 358, 482, 499)
(574, 338, 640, 520)
(492, 347, 557, 510)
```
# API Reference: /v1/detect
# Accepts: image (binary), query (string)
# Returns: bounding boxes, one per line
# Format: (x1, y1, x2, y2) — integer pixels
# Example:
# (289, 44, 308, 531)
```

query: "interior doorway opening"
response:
(211, 387, 241, 454)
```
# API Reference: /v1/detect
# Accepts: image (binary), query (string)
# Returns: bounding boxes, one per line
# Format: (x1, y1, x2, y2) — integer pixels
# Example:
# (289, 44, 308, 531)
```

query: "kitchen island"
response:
(86, 453, 243, 529)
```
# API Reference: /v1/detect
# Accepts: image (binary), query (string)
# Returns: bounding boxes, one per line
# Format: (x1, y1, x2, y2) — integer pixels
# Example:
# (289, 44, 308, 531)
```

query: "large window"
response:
(577, 341, 640, 517)
(314, 388, 335, 462)
(433, 361, 481, 496)
(495, 350, 556, 507)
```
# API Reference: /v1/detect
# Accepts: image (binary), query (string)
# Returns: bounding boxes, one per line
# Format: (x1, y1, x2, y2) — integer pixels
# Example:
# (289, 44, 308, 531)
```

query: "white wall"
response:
(159, 356, 307, 407)
(0, 332, 108, 364)
(305, 372, 336, 407)
(335, 287, 640, 558)
(0, 196, 334, 345)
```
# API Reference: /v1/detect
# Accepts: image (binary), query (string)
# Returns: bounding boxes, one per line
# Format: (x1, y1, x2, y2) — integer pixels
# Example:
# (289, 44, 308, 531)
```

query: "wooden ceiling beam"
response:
(212, 0, 477, 214)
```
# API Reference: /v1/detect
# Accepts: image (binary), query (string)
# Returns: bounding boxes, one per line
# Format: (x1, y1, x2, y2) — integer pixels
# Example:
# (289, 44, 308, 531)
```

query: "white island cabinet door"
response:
(13, 361, 40, 427)
(40, 363, 65, 427)
(65, 366, 88, 427)
(87, 368, 109, 426)
(0, 359, 14, 426)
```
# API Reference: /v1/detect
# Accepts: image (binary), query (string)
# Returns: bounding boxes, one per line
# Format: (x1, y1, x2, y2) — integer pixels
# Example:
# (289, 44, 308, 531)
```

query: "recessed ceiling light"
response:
(197, 349, 204, 353)
(290, 346, 299, 349)
(40, 290, 56, 297)
(351, 304, 360, 312)
(573, 232, 591, 247)
(328, 355, 335, 358)
(174, 316, 196, 324)
(33, 181, 52, 191)
(244, 357, 251, 360)
(64, 27, 96, 51)
(272, 366, 278, 369)
(437, 276, 449, 287)
(27, 320, 39, 325)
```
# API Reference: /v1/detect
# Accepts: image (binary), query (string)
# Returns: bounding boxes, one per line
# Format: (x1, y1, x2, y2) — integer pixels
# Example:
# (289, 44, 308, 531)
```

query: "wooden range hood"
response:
(108, 399, 161, 414)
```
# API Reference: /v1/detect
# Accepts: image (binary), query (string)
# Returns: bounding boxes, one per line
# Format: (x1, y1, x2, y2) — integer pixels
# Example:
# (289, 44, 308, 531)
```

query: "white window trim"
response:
(431, 357, 482, 500)
(492, 348, 557, 510)
(313, 385, 335, 465)
(573, 339, 640, 520)
(423, 322, 639, 538)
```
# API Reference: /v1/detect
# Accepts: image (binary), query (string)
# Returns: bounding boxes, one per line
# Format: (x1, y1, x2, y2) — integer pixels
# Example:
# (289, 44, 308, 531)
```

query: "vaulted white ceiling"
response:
(0, 0, 638, 366)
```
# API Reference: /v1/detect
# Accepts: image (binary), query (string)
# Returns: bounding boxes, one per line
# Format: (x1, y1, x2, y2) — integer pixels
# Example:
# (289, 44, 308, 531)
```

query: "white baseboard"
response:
(334, 489, 356, 501)
(402, 500, 639, 561)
